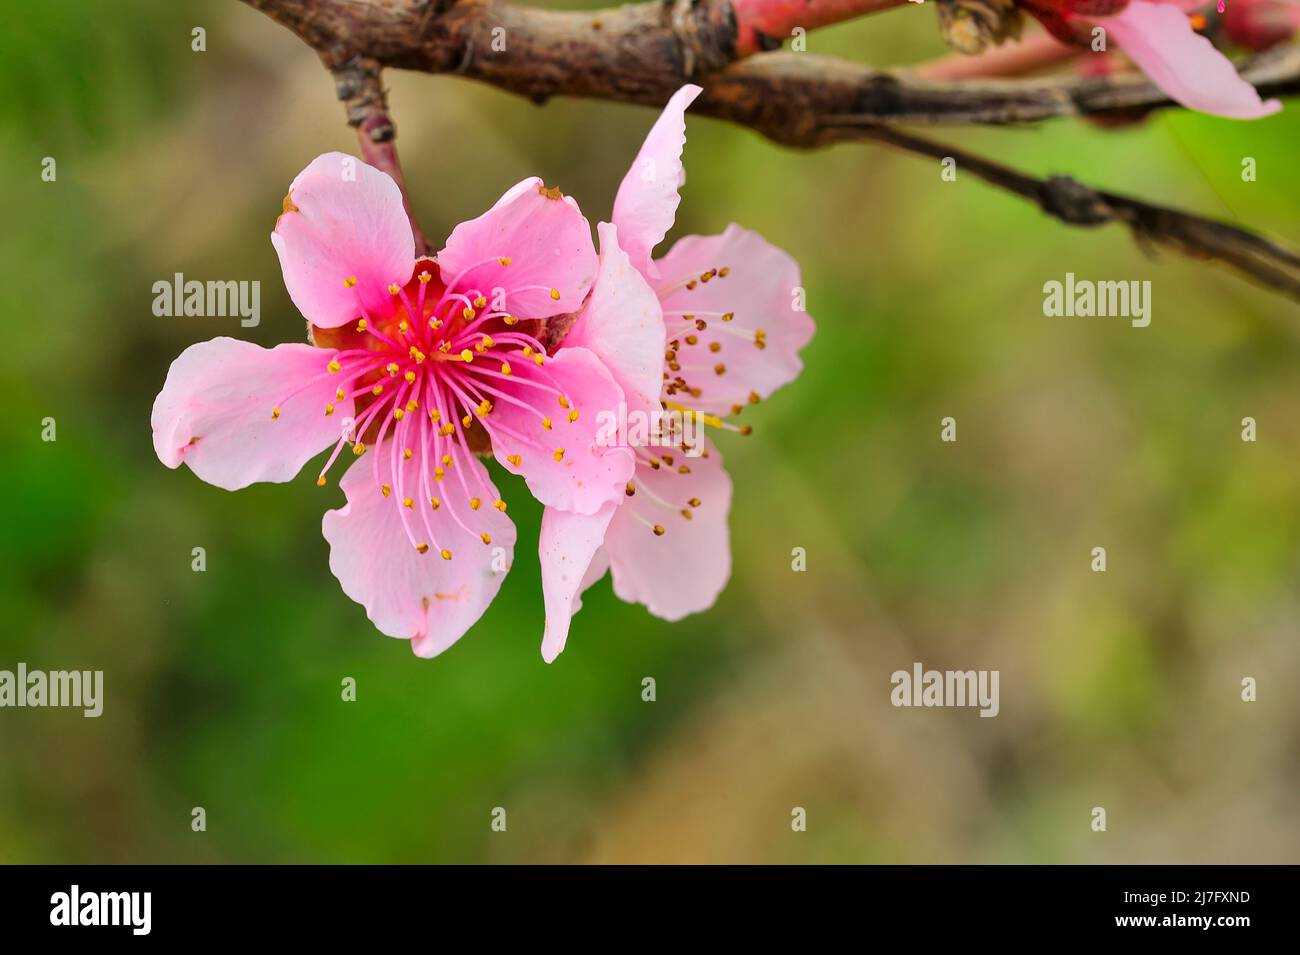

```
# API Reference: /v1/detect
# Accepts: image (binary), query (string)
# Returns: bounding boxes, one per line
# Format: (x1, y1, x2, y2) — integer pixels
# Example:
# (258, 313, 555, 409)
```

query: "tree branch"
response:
(239, 0, 1300, 301)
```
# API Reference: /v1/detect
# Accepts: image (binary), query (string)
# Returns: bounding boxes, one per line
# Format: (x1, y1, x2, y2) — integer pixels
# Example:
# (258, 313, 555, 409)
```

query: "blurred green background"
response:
(2, 0, 1297, 863)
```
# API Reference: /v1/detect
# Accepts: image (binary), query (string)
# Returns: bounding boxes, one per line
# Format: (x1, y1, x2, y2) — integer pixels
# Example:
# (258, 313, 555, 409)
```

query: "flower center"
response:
(273, 256, 572, 559)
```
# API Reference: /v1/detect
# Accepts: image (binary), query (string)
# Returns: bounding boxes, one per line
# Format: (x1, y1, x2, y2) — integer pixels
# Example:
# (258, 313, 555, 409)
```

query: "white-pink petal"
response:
(611, 84, 703, 280)
(654, 225, 814, 417)
(152, 336, 353, 491)
(566, 222, 667, 422)
(539, 503, 617, 663)
(606, 438, 732, 621)
(437, 177, 597, 319)
(271, 152, 417, 329)
(489, 346, 636, 516)
(1095, 1, 1282, 119)
(321, 452, 515, 656)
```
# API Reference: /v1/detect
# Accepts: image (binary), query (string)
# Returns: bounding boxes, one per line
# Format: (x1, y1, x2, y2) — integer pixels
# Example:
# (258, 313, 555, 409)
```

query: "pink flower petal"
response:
(654, 225, 814, 416)
(611, 85, 703, 280)
(538, 503, 616, 662)
(152, 336, 353, 491)
(606, 438, 732, 621)
(566, 222, 667, 422)
(488, 346, 636, 515)
(271, 152, 416, 329)
(437, 177, 597, 319)
(1094, 1, 1282, 118)
(321, 451, 515, 656)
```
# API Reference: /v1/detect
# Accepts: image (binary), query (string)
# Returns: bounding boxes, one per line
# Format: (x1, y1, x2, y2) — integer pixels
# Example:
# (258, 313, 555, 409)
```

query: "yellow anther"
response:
(430, 497, 441, 510)
(459, 349, 473, 362)
(441, 454, 452, 467)
(271, 407, 281, 420)
(493, 499, 507, 512)
(534, 352, 544, 365)
(430, 409, 441, 421)
(388, 284, 401, 295)
(480, 335, 494, 349)
(503, 315, 518, 326)
(567, 409, 579, 423)
(652, 524, 665, 536)
(429, 317, 443, 330)
(681, 508, 693, 520)
(474, 295, 487, 309)
(470, 498, 482, 511)
(625, 483, 636, 497)
(462, 307, 476, 321)
(549, 288, 560, 300)
(553, 448, 565, 462)
(500, 362, 512, 376)
(381, 484, 391, 497)
(719, 267, 730, 277)
(498, 256, 512, 266)
(336, 387, 345, 400)
(404, 371, 416, 384)
(440, 548, 452, 560)
(700, 269, 717, 283)
(434, 466, 445, 480)
(740, 425, 753, 436)
(688, 497, 701, 507)
(352, 441, 366, 455)
(439, 423, 455, 436)
(357, 319, 369, 332)
(462, 414, 472, 428)
(416, 543, 429, 554)
(418, 271, 432, 284)
(387, 362, 400, 376)
(406, 399, 418, 412)
(541, 417, 552, 430)
(327, 359, 341, 373)
(317, 476, 327, 487)
(403, 497, 414, 509)
(403, 448, 413, 461)
(325, 404, 335, 416)
(709, 342, 721, 353)
(438, 341, 452, 353)
(394, 408, 405, 421)
(343, 276, 357, 288)
(522, 345, 533, 357)
(722, 312, 735, 322)
(480, 532, 492, 545)
(507, 454, 521, 467)
(398, 320, 409, 334)
(714, 363, 726, 375)
(557, 395, 570, 409)
(372, 384, 384, 396)
(678, 465, 691, 474)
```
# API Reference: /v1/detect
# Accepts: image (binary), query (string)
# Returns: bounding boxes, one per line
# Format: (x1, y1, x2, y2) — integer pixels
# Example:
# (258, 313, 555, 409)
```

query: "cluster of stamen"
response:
(271, 255, 580, 559)
(626, 263, 762, 539)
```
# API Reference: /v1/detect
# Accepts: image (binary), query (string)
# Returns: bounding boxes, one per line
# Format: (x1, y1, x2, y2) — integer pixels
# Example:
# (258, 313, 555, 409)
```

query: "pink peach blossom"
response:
(538, 86, 815, 662)
(154, 154, 636, 656)
(1025, 0, 1282, 118)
